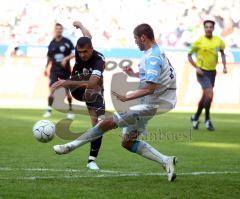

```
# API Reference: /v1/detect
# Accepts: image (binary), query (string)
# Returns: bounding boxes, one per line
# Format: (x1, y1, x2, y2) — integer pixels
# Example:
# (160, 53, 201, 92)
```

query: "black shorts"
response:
(197, 70, 216, 89)
(71, 88, 105, 117)
(49, 72, 70, 86)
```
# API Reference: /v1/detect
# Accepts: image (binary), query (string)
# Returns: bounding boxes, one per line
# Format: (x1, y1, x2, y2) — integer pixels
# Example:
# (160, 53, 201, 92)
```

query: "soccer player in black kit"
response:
(52, 21, 105, 170)
(43, 23, 75, 119)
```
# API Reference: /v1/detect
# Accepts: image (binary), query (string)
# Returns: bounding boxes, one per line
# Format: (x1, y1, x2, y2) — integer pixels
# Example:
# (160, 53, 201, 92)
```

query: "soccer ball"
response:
(33, 120, 55, 143)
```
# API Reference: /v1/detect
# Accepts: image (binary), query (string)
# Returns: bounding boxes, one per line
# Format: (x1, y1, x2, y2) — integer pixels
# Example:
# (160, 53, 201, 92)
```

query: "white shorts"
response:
(113, 101, 174, 137)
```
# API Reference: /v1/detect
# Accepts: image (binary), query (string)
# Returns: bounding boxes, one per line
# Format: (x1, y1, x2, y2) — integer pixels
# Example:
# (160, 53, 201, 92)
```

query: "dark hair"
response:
(133, 23, 155, 40)
(55, 23, 63, 28)
(203, 20, 215, 27)
(77, 37, 93, 48)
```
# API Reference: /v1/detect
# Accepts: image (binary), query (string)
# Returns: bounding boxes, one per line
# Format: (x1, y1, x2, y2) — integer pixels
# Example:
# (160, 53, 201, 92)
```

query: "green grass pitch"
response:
(0, 109, 239, 198)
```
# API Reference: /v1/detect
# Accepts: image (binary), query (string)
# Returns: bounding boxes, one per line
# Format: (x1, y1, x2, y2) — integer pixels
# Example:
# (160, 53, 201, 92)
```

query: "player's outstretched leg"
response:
(121, 134, 177, 182)
(53, 118, 116, 155)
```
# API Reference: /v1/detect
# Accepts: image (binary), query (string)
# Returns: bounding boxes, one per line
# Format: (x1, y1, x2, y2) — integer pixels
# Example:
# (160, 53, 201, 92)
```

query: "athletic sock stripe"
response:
(130, 140, 140, 153)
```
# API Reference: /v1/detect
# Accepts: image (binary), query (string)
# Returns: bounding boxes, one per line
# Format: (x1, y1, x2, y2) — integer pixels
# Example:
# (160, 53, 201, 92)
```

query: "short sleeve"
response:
(92, 59, 105, 78)
(69, 40, 75, 54)
(188, 39, 200, 55)
(219, 39, 225, 50)
(145, 56, 162, 83)
(47, 41, 52, 57)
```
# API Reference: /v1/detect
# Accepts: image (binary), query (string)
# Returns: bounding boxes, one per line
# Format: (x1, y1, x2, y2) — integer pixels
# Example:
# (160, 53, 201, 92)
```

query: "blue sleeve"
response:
(145, 56, 162, 83)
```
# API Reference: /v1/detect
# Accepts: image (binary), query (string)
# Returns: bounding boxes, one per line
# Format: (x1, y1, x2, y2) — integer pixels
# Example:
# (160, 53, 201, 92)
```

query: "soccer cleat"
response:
(165, 156, 177, 182)
(67, 112, 75, 120)
(205, 120, 215, 131)
(43, 111, 52, 118)
(191, 115, 199, 129)
(87, 161, 100, 170)
(53, 144, 74, 155)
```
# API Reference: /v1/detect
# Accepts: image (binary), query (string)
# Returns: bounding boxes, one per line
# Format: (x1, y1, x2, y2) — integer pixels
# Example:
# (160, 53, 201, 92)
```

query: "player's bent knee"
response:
(98, 118, 118, 132)
(121, 140, 133, 151)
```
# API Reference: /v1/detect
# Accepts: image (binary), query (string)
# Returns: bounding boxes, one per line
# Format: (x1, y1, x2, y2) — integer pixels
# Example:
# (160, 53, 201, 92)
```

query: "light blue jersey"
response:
(113, 44, 177, 135)
(138, 44, 176, 106)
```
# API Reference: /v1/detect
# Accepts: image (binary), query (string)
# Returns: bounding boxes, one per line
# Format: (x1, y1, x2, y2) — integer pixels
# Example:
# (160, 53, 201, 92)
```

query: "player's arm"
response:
(44, 41, 54, 76)
(45, 56, 51, 69)
(187, 53, 197, 68)
(61, 54, 75, 67)
(51, 61, 103, 93)
(220, 45, 227, 73)
(51, 79, 87, 90)
(61, 40, 75, 67)
(112, 82, 156, 102)
(44, 57, 52, 76)
(113, 56, 161, 102)
(73, 21, 92, 39)
(122, 66, 139, 78)
(188, 40, 203, 76)
(220, 50, 227, 73)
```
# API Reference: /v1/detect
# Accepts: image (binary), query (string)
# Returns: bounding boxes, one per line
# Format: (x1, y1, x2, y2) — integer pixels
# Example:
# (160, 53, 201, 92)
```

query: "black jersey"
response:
(47, 37, 74, 74)
(70, 49, 105, 101)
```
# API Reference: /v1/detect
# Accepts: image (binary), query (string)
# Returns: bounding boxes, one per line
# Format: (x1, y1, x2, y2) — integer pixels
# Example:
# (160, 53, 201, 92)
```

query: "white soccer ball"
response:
(33, 120, 55, 143)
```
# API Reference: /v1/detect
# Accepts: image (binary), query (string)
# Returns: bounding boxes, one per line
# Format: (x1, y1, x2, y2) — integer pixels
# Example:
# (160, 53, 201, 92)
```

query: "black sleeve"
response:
(69, 40, 75, 51)
(92, 59, 105, 77)
(47, 41, 52, 57)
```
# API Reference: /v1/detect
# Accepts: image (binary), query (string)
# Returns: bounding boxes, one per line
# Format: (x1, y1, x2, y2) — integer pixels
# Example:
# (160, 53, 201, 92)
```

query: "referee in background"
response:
(188, 20, 227, 131)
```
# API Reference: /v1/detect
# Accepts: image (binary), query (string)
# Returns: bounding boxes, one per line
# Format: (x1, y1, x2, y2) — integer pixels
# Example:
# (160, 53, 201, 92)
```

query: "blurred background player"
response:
(43, 23, 75, 119)
(69, 21, 105, 170)
(188, 20, 227, 131)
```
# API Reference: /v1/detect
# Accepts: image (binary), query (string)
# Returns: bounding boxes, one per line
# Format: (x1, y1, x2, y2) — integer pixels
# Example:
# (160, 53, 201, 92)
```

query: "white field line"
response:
(0, 167, 120, 173)
(0, 167, 240, 180)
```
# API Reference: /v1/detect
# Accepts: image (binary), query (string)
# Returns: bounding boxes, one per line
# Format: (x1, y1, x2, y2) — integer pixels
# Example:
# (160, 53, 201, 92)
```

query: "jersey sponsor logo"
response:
(59, 45, 66, 52)
(149, 61, 157, 65)
(54, 53, 64, 62)
(83, 68, 90, 76)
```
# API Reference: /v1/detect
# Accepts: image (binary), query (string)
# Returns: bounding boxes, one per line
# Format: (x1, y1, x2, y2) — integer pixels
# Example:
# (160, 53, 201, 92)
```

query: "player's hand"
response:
(123, 66, 134, 76)
(196, 67, 204, 76)
(223, 67, 227, 74)
(44, 69, 48, 77)
(51, 78, 66, 92)
(73, 21, 82, 29)
(111, 91, 128, 102)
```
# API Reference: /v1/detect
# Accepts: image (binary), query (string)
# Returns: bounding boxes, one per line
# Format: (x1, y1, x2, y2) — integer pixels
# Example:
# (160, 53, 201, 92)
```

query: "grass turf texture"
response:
(0, 109, 239, 198)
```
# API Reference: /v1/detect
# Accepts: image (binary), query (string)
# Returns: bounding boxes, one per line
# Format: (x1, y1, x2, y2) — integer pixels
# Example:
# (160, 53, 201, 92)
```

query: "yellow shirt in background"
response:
(189, 36, 225, 71)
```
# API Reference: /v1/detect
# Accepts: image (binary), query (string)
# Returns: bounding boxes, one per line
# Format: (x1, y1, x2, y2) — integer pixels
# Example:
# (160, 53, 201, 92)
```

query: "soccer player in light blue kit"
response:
(52, 24, 177, 182)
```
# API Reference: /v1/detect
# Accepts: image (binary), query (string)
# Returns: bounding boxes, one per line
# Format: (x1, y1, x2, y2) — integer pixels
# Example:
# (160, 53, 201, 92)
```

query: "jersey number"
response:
(167, 58, 175, 79)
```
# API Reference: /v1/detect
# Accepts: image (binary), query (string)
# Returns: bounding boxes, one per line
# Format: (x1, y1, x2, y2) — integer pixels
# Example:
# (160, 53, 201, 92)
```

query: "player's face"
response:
(134, 34, 145, 51)
(77, 45, 93, 61)
(54, 25, 63, 38)
(204, 23, 214, 37)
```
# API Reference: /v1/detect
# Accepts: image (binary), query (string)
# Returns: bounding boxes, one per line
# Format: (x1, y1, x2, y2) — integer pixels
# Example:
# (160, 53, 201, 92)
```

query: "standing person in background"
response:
(188, 20, 227, 131)
(43, 23, 75, 119)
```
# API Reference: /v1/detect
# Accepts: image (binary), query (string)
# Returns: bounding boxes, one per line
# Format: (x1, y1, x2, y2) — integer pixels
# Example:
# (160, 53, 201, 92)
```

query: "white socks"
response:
(131, 140, 168, 165)
(65, 125, 103, 149)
